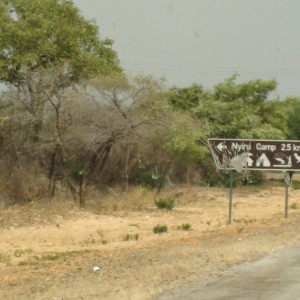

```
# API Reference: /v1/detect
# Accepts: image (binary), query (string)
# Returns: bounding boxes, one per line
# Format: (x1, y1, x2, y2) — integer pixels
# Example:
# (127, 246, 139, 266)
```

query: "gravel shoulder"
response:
(157, 240, 300, 300)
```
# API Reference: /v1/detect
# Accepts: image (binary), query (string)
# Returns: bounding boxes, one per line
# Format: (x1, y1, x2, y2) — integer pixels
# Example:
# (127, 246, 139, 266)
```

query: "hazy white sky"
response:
(73, 0, 300, 98)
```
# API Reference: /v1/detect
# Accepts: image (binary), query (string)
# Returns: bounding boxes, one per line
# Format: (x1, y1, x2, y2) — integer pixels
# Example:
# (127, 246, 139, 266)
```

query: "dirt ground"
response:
(1, 181, 300, 300)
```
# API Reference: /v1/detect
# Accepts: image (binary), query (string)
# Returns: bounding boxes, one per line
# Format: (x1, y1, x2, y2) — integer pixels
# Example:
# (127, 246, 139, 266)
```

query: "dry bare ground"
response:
(1, 180, 300, 299)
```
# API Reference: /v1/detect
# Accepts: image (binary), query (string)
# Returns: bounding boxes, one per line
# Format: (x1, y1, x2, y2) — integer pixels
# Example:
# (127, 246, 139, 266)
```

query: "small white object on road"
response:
(93, 266, 100, 272)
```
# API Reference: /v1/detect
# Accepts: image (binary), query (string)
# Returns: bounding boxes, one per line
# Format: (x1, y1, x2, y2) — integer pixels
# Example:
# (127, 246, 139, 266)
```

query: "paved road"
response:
(156, 243, 300, 300)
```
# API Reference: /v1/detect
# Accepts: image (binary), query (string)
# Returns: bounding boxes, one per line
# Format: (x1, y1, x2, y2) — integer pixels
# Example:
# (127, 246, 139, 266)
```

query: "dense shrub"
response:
(153, 224, 168, 234)
(155, 197, 175, 210)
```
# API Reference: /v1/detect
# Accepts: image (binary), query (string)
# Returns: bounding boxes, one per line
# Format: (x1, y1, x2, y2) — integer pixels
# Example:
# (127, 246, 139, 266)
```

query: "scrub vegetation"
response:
(0, 1, 300, 208)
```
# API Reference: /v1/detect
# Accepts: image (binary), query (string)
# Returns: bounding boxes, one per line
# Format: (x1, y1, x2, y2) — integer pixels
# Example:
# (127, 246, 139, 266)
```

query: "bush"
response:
(242, 171, 265, 185)
(205, 170, 265, 188)
(204, 171, 239, 187)
(155, 197, 175, 210)
(178, 223, 192, 231)
(2, 164, 49, 204)
(291, 181, 300, 190)
(123, 233, 139, 241)
(137, 171, 165, 189)
(290, 203, 299, 210)
(153, 224, 168, 234)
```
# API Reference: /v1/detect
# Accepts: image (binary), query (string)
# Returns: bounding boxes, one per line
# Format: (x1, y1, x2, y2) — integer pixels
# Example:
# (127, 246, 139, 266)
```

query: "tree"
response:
(0, 0, 122, 139)
(284, 97, 300, 140)
(167, 75, 289, 185)
(0, 0, 123, 201)
(168, 83, 204, 111)
(84, 75, 169, 187)
(193, 75, 287, 139)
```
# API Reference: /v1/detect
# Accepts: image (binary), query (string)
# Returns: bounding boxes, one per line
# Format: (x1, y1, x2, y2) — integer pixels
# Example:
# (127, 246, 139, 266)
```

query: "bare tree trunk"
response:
(79, 172, 84, 208)
(124, 145, 130, 191)
(87, 136, 115, 179)
(48, 145, 58, 198)
(186, 165, 190, 185)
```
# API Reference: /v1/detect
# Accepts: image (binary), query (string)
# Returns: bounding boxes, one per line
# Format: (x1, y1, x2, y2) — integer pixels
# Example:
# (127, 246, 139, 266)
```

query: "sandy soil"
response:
(1, 184, 300, 299)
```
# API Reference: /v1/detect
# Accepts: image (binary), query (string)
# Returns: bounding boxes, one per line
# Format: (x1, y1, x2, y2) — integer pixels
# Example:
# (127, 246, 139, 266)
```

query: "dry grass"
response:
(0, 252, 11, 265)
(0, 197, 78, 229)
(1, 184, 300, 299)
(0, 182, 294, 230)
(85, 186, 157, 213)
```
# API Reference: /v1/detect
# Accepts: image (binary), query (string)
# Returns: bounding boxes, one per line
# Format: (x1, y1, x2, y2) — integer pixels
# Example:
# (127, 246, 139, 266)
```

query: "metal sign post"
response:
(228, 169, 233, 224)
(285, 177, 289, 218)
(284, 172, 293, 218)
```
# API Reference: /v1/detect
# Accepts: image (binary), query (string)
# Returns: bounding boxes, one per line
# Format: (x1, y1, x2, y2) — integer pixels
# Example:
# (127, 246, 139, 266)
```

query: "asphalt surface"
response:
(156, 243, 300, 300)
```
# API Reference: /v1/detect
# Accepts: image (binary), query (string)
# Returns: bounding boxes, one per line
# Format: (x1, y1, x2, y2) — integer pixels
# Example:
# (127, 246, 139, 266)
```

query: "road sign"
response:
(208, 138, 300, 172)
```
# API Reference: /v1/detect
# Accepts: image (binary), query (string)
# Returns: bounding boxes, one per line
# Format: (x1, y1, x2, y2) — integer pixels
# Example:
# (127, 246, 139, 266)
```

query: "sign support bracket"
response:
(284, 172, 292, 218)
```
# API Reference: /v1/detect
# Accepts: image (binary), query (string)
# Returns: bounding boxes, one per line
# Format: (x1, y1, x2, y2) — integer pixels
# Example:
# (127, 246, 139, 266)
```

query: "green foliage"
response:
(0, 0, 121, 85)
(82, 231, 107, 245)
(166, 75, 289, 186)
(153, 224, 168, 234)
(14, 248, 33, 257)
(168, 83, 203, 111)
(155, 197, 175, 210)
(178, 223, 192, 231)
(192, 74, 287, 139)
(285, 97, 300, 140)
(204, 171, 265, 188)
(240, 171, 265, 185)
(67, 159, 86, 179)
(204, 171, 239, 187)
(236, 227, 245, 234)
(41, 252, 67, 261)
(0, 252, 11, 265)
(290, 203, 299, 210)
(214, 75, 277, 104)
(123, 233, 139, 241)
(291, 181, 300, 190)
(163, 124, 206, 163)
(178, 76, 292, 186)
(138, 171, 165, 189)
(222, 172, 239, 188)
